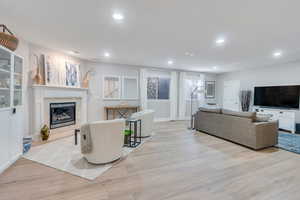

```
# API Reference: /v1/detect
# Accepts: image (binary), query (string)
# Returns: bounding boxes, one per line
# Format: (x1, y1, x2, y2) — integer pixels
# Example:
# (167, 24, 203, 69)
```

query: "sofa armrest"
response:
(253, 120, 278, 149)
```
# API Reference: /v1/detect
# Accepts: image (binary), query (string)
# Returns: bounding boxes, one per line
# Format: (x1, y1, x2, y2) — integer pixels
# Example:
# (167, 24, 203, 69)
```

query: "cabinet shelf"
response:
(0, 68, 10, 73)
(0, 87, 9, 91)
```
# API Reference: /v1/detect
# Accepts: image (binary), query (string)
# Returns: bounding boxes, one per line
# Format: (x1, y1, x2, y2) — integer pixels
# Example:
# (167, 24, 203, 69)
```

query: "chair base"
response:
(84, 156, 121, 165)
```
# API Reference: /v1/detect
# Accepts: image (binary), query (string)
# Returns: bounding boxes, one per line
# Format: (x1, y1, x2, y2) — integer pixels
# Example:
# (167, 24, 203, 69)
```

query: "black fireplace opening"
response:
(50, 102, 76, 129)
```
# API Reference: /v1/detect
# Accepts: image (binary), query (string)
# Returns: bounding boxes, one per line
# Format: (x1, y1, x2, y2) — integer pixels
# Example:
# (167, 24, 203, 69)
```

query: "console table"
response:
(104, 106, 139, 120)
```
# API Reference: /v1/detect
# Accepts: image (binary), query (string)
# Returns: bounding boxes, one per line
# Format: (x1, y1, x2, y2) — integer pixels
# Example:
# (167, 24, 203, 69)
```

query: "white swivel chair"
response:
(82, 119, 125, 164)
(131, 110, 154, 137)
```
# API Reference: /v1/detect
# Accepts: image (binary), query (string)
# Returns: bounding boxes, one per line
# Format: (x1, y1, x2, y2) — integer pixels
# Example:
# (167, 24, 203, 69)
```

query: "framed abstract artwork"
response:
(44, 54, 61, 86)
(65, 62, 80, 87)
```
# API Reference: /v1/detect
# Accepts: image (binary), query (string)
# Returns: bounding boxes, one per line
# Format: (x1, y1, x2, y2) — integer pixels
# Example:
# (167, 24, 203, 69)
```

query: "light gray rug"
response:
(23, 136, 150, 180)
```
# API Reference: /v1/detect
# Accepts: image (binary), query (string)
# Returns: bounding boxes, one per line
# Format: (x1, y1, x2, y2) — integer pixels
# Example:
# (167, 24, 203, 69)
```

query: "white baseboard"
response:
(154, 117, 190, 122)
(154, 118, 171, 122)
(0, 153, 21, 174)
(178, 117, 190, 121)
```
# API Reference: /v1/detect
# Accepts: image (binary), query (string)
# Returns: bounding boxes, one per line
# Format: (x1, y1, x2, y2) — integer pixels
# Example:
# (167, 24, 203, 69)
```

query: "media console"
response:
(255, 107, 296, 133)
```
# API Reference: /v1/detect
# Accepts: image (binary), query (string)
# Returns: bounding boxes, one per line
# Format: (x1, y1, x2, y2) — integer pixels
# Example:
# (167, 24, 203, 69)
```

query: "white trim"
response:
(147, 99, 170, 102)
(170, 71, 178, 120)
(0, 107, 11, 112)
(154, 118, 171, 122)
(32, 84, 88, 91)
(0, 153, 21, 174)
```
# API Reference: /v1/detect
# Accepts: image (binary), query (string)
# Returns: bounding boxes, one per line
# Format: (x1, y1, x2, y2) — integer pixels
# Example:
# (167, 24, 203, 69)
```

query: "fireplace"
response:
(50, 102, 76, 129)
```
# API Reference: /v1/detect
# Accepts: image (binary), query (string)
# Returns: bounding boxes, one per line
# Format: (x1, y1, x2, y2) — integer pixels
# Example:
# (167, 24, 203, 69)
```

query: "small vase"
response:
(82, 71, 90, 88)
(33, 55, 43, 85)
(40, 125, 50, 141)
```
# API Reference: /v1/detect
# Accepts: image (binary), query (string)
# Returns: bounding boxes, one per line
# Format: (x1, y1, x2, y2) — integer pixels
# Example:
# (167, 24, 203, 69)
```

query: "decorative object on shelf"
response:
(44, 54, 61, 86)
(66, 62, 80, 87)
(40, 124, 50, 141)
(33, 54, 43, 85)
(42, 53, 82, 88)
(82, 70, 92, 88)
(205, 81, 216, 99)
(240, 90, 251, 111)
(0, 24, 19, 51)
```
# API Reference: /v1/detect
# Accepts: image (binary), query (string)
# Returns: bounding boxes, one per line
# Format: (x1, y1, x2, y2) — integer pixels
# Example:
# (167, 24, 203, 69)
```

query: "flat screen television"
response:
(254, 86, 300, 109)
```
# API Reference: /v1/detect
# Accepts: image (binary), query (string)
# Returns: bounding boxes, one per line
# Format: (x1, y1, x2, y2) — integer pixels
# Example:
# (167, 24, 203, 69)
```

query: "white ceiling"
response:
(1, 0, 300, 73)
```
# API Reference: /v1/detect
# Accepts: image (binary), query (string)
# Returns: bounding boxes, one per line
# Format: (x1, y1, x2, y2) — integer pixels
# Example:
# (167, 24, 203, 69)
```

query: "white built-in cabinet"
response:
(256, 108, 296, 133)
(0, 46, 23, 173)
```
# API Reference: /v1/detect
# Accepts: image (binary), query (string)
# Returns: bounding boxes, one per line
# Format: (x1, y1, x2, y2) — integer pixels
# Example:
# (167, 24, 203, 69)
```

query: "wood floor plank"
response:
(1, 121, 300, 200)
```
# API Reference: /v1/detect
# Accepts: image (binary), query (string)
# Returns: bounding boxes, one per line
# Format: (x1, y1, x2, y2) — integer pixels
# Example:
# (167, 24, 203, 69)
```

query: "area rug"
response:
(277, 131, 300, 154)
(23, 136, 151, 180)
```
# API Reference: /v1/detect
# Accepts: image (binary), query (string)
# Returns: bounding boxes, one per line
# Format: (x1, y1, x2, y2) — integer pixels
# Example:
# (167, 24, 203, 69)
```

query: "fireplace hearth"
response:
(50, 102, 76, 129)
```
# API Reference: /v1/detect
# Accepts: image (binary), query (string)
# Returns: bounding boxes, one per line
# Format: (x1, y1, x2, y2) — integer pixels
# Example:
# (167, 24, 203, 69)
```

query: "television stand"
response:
(255, 107, 296, 133)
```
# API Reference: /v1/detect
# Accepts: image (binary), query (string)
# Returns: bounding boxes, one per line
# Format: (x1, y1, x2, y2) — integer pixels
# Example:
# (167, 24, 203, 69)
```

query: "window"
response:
(185, 79, 204, 100)
(147, 77, 170, 100)
(103, 76, 120, 99)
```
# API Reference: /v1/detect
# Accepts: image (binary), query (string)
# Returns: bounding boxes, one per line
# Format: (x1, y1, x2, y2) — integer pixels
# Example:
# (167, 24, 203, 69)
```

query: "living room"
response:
(1, 1, 300, 200)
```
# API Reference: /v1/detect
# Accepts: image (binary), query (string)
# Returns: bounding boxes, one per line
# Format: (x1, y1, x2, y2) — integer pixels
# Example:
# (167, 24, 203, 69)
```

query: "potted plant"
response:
(123, 129, 133, 146)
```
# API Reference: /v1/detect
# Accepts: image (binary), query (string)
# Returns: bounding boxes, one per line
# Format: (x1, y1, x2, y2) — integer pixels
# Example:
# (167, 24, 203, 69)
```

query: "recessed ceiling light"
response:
(273, 51, 282, 58)
(112, 12, 124, 21)
(212, 66, 218, 70)
(215, 38, 225, 45)
(167, 60, 174, 65)
(104, 52, 110, 58)
(185, 52, 194, 57)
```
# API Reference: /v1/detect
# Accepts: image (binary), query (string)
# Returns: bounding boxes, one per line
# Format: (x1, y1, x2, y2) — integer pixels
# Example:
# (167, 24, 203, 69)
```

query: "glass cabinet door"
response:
(0, 48, 11, 109)
(13, 55, 22, 106)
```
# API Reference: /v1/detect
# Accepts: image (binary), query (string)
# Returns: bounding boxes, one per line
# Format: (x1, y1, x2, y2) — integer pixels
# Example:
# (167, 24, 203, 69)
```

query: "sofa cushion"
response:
(222, 109, 256, 121)
(199, 107, 221, 114)
(255, 114, 272, 122)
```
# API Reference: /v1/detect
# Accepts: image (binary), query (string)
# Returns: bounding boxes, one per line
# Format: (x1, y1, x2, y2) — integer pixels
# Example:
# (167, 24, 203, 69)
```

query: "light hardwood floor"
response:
(1, 121, 300, 200)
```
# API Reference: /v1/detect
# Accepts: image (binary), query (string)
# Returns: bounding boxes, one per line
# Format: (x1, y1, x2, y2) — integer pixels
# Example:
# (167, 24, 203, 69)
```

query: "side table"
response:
(125, 118, 141, 148)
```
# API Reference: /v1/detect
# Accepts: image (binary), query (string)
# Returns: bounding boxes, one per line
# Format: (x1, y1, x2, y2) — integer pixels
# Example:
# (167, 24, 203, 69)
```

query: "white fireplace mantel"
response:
(31, 85, 88, 138)
(32, 84, 89, 91)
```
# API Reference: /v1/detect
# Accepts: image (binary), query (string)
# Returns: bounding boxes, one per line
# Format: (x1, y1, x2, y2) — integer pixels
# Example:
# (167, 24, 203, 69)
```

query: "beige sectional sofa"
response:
(194, 108, 278, 150)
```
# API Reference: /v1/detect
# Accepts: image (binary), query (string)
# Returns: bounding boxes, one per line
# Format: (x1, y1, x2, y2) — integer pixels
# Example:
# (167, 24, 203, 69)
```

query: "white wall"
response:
(183, 72, 217, 119)
(28, 43, 86, 135)
(216, 61, 300, 122)
(12, 39, 219, 136)
(83, 61, 140, 122)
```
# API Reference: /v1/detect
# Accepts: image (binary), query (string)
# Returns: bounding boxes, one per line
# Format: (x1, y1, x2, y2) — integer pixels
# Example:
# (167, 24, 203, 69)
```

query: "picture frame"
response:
(122, 76, 139, 100)
(42, 55, 63, 86)
(103, 75, 121, 100)
(65, 62, 80, 87)
(205, 81, 215, 99)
